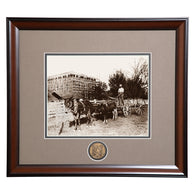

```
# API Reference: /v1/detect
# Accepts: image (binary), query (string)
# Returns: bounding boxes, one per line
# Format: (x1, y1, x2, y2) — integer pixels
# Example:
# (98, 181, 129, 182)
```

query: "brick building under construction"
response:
(48, 72, 100, 100)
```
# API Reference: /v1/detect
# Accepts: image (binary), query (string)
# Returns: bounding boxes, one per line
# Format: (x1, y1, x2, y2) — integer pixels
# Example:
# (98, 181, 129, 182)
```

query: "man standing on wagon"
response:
(118, 84, 124, 106)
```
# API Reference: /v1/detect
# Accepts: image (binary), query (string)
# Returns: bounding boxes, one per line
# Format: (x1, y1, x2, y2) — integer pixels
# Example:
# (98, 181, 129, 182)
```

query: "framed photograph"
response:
(46, 53, 150, 138)
(7, 18, 188, 177)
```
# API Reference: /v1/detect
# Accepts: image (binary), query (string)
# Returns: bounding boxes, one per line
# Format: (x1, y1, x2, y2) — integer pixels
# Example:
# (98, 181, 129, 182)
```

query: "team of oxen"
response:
(64, 97, 120, 131)
(52, 92, 143, 133)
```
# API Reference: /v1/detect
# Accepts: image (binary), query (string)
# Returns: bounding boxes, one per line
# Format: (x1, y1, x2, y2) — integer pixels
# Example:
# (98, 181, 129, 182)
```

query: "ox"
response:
(98, 101, 118, 124)
(67, 98, 95, 131)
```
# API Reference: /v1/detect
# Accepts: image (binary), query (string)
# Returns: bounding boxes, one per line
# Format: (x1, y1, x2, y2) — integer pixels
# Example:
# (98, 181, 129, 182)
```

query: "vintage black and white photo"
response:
(46, 54, 150, 137)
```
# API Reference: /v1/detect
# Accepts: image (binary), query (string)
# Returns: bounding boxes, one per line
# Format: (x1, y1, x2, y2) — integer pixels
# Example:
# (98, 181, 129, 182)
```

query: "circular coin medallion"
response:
(88, 141, 107, 161)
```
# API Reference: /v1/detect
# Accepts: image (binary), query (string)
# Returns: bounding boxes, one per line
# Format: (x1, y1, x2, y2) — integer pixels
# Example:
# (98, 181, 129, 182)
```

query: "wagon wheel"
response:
(136, 106, 143, 116)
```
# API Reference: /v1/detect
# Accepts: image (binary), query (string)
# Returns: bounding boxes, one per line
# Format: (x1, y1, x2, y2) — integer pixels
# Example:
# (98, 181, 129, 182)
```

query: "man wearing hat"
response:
(118, 84, 124, 106)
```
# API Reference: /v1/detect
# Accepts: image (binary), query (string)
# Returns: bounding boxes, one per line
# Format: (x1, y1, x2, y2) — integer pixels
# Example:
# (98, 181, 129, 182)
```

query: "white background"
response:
(0, 0, 194, 195)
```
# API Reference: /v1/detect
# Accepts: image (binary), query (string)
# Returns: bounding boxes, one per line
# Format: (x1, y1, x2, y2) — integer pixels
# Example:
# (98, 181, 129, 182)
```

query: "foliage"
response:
(108, 70, 127, 97)
(108, 61, 148, 99)
(92, 82, 108, 100)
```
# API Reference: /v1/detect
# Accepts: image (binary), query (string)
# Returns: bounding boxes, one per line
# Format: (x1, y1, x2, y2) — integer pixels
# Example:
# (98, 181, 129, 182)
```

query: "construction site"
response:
(48, 71, 100, 100)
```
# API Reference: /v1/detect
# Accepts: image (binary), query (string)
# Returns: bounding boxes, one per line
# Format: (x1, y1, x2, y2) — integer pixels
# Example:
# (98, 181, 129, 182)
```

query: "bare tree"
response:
(132, 60, 148, 98)
(108, 59, 148, 101)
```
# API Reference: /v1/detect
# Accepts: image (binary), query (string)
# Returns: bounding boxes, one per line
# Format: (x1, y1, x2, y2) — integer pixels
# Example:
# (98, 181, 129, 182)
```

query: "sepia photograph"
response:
(46, 53, 150, 138)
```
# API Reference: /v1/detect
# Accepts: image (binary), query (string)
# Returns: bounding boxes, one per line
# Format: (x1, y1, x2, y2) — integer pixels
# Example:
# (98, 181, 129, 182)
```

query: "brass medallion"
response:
(88, 141, 107, 161)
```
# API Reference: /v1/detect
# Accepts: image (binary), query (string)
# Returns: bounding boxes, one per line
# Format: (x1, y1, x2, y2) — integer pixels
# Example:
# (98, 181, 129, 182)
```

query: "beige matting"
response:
(19, 30, 175, 165)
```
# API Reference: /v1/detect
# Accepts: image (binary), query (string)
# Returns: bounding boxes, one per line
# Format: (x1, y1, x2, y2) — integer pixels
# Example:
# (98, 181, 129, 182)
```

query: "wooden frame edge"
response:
(6, 18, 188, 177)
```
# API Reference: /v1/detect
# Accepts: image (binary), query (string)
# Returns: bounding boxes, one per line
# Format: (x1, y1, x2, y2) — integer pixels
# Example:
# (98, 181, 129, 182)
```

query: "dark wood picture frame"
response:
(7, 18, 188, 177)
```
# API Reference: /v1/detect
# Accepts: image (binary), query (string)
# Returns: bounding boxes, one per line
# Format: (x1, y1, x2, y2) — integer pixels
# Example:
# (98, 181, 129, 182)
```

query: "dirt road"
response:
(47, 107, 148, 137)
